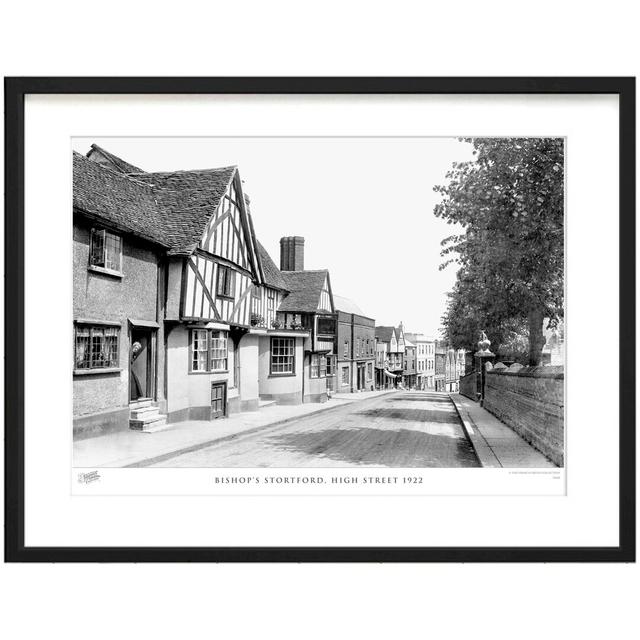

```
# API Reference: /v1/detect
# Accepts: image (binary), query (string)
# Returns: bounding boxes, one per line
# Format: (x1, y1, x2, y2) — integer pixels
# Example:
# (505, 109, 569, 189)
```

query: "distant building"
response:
(405, 333, 436, 390)
(434, 342, 447, 392)
(445, 348, 458, 392)
(374, 326, 403, 389)
(403, 337, 417, 388)
(333, 295, 376, 393)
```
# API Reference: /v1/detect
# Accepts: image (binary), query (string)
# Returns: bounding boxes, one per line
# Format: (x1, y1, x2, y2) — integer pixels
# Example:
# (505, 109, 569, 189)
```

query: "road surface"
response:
(151, 391, 480, 468)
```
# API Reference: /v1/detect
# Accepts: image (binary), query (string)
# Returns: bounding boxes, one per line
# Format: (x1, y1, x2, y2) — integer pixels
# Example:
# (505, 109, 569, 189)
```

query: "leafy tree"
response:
(435, 138, 564, 365)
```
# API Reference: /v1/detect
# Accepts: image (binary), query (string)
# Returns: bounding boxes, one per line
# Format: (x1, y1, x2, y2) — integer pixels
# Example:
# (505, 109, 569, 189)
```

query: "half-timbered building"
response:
(275, 237, 337, 403)
(73, 145, 336, 437)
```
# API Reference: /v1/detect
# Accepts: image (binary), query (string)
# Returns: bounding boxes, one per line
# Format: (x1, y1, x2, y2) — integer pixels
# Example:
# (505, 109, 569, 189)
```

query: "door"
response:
(357, 364, 365, 390)
(130, 329, 153, 401)
(211, 382, 226, 419)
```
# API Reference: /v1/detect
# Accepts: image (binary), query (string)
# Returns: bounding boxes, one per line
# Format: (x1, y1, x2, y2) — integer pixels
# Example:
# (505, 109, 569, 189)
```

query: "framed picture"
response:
(4, 77, 635, 562)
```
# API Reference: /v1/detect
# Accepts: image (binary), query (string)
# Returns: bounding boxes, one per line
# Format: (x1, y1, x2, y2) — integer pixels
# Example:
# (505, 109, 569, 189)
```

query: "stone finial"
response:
(475, 330, 494, 357)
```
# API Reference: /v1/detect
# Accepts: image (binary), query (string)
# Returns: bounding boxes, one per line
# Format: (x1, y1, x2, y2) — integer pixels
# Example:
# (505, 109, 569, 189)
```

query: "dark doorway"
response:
(130, 329, 154, 401)
(357, 363, 366, 391)
(211, 382, 227, 419)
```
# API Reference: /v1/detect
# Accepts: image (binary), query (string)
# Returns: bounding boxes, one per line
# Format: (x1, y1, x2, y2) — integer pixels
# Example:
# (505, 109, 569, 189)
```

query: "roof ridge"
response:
(76, 151, 155, 189)
(89, 143, 145, 173)
(135, 165, 237, 177)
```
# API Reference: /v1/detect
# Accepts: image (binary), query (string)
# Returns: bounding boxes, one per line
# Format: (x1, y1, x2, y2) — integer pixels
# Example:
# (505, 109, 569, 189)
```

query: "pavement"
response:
(73, 388, 395, 468)
(146, 391, 479, 468)
(449, 393, 556, 468)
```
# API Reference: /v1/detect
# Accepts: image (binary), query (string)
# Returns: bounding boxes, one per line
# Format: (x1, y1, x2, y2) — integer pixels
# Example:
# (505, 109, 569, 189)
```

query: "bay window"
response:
(271, 337, 295, 375)
(190, 329, 228, 372)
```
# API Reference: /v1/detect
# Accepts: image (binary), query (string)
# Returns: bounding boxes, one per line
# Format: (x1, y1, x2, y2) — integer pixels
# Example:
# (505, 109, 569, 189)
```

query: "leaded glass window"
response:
(75, 324, 120, 370)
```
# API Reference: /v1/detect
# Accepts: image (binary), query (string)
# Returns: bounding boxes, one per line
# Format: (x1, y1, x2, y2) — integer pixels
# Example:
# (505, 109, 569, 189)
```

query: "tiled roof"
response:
(88, 144, 145, 174)
(73, 152, 169, 247)
(333, 294, 365, 316)
(375, 326, 396, 343)
(256, 241, 288, 290)
(131, 167, 236, 255)
(74, 148, 237, 256)
(278, 270, 329, 312)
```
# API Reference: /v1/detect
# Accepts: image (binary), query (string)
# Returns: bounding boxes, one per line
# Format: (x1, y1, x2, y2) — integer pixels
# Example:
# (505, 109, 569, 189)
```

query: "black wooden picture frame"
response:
(4, 77, 635, 562)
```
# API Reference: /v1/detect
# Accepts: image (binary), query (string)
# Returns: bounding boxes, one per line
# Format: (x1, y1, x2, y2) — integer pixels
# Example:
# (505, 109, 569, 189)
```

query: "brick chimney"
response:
(280, 236, 305, 271)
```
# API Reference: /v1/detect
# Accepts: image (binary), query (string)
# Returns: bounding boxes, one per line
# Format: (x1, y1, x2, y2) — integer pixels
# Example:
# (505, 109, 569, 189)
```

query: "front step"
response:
(259, 400, 277, 409)
(130, 406, 162, 420)
(130, 398, 153, 410)
(136, 417, 169, 433)
(129, 414, 169, 432)
(129, 400, 170, 433)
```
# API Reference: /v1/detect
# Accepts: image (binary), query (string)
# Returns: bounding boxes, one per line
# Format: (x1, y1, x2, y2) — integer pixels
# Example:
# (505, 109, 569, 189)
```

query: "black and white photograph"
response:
(72, 136, 565, 472)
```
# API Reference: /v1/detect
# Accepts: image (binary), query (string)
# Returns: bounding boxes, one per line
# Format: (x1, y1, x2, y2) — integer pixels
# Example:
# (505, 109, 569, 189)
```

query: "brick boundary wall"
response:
(459, 371, 478, 401)
(484, 365, 564, 466)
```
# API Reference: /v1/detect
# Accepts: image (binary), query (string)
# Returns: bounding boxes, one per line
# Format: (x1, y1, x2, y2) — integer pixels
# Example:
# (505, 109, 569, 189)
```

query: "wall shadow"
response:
(387, 395, 451, 404)
(353, 407, 460, 424)
(266, 427, 480, 467)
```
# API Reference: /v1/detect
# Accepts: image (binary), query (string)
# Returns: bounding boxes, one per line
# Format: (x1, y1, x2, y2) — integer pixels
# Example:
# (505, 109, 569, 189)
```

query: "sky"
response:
(73, 137, 476, 337)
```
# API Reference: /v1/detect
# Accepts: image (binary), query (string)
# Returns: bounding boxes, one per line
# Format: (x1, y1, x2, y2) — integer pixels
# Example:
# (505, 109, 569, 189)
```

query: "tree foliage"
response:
(435, 138, 564, 365)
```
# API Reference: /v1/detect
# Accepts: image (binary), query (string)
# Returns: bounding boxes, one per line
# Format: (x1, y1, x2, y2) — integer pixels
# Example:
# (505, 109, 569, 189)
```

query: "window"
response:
(190, 329, 228, 372)
(216, 265, 235, 298)
(251, 286, 261, 313)
(271, 337, 295, 374)
(210, 331, 228, 371)
(326, 356, 334, 376)
(311, 354, 328, 378)
(367, 362, 373, 379)
(267, 288, 276, 311)
(317, 316, 335, 335)
(90, 228, 122, 273)
(320, 355, 328, 378)
(342, 366, 349, 385)
(343, 340, 349, 358)
(191, 329, 209, 371)
(75, 324, 120, 370)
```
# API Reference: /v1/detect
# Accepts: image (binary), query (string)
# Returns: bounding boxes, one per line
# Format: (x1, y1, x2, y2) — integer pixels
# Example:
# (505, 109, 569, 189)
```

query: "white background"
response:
(1, 2, 638, 640)
(28, 94, 602, 543)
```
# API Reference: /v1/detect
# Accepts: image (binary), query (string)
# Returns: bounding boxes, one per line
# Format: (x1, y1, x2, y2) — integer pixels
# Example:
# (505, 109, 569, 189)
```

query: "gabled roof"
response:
(256, 241, 288, 291)
(73, 152, 169, 247)
(278, 270, 330, 313)
(333, 294, 365, 316)
(375, 326, 396, 343)
(130, 166, 236, 255)
(76, 145, 251, 258)
(87, 144, 145, 174)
